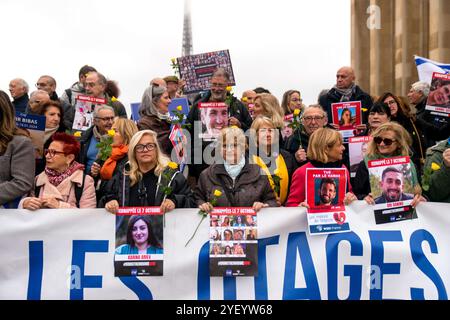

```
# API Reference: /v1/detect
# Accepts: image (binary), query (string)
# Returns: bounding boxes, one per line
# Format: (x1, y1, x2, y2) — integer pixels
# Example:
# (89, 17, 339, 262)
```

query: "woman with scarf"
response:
(96, 118, 138, 206)
(194, 127, 278, 213)
(20, 132, 96, 209)
(137, 84, 173, 158)
(35, 100, 67, 175)
(103, 130, 194, 214)
(250, 116, 297, 205)
(353, 122, 426, 206)
(286, 127, 356, 207)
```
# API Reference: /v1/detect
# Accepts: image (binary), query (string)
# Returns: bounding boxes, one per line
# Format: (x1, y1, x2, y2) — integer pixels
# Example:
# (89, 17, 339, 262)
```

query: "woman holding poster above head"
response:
(194, 127, 278, 213)
(0, 91, 35, 209)
(104, 130, 195, 214)
(115, 215, 163, 255)
(285, 128, 356, 208)
(353, 122, 426, 207)
(20, 132, 96, 210)
(137, 85, 173, 157)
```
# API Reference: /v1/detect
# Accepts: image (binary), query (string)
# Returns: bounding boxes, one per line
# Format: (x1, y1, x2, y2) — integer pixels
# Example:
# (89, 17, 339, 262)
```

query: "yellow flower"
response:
(214, 190, 223, 197)
(226, 86, 233, 92)
(293, 109, 301, 116)
(242, 97, 248, 102)
(231, 125, 239, 129)
(111, 96, 118, 102)
(176, 105, 183, 111)
(274, 168, 280, 176)
(107, 129, 115, 137)
(362, 108, 368, 112)
(431, 162, 441, 171)
(168, 162, 178, 170)
(73, 131, 82, 137)
(171, 58, 177, 64)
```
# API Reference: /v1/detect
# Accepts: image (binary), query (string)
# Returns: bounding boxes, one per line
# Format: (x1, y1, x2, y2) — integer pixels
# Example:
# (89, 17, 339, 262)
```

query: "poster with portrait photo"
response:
(331, 101, 362, 140)
(367, 156, 418, 224)
(198, 102, 229, 141)
(305, 168, 350, 235)
(114, 207, 163, 277)
(426, 72, 450, 116)
(348, 136, 372, 178)
(72, 95, 107, 131)
(15, 112, 45, 159)
(176, 49, 236, 94)
(281, 114, 294, 140)
(209, 207, 258, 277)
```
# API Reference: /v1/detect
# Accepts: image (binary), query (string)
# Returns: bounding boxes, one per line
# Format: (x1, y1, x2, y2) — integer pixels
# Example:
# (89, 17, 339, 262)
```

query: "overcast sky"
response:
(0, 0, 351, 111)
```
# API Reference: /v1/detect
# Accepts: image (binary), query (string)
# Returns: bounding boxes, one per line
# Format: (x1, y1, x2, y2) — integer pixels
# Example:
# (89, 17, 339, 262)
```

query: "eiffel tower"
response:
(182, 0, 193, 56)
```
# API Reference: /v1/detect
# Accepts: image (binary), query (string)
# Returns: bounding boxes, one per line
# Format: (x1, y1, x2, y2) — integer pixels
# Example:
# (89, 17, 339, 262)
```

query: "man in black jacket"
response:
(319, 66, 373, 124)
(9, 78, 29, 113)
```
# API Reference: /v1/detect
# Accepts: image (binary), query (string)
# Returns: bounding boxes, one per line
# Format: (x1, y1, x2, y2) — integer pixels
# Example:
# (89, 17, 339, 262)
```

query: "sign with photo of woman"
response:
(114, 207, 163, 276)
(209, 208, 258, 277)
(331, 101, 362, 139)
(367, 156, 418, 224)
(305, 168, 350, 235)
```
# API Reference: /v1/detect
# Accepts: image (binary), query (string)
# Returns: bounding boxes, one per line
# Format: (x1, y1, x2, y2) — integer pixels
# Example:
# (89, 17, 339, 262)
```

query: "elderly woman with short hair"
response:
(195, 127, 278, 213)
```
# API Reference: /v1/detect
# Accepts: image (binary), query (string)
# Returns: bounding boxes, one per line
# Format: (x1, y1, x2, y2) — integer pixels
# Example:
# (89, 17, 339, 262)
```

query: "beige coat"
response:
(19, 169, 96, 209)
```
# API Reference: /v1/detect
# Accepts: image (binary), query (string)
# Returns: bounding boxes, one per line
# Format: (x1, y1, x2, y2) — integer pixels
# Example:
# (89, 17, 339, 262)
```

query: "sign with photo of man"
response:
(367, 156, 418, 224)
(426, 72, 450, 116)
(305, 168, 350, 235)
(348, 136, 371, 178)
(198, 102, 229, 141)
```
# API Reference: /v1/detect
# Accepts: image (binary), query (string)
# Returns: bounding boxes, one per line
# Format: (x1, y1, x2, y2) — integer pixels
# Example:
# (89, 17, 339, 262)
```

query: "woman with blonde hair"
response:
(353, 122, 426, 206)
(286, 127, 356, 207)
(104, 130, 194, 214)
(195, 127, 278, 213)
(252, 93, 285, 129)
(250, 116, 297, 205)
(281, 90, 306, 116)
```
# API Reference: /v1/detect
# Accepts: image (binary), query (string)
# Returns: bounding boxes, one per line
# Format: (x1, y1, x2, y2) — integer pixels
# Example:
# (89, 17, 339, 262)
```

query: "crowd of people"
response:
(1, 64, 449, 220)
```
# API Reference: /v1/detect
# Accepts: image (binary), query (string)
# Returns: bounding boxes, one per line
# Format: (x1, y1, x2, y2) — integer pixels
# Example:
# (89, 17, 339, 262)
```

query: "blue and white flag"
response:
(415, 55, 450, 84)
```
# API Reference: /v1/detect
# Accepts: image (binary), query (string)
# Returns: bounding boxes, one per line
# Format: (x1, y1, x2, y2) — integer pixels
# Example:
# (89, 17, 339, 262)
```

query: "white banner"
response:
(1, 202, 449, 300)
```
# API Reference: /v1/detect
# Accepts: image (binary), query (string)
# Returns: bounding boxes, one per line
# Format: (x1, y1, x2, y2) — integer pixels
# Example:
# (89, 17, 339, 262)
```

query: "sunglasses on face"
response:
(374, 137, 396, 146)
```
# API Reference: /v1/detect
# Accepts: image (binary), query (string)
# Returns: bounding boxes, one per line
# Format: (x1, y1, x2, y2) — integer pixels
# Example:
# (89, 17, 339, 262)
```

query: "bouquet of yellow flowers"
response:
(185, 189, 223, 247)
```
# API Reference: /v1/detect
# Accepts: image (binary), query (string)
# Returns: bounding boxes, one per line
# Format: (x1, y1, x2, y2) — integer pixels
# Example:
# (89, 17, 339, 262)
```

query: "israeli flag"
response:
(415, 55, 450, 84)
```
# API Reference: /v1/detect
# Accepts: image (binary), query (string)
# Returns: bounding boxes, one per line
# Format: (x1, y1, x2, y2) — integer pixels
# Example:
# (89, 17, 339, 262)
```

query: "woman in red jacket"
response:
(286, 128, 357, 207)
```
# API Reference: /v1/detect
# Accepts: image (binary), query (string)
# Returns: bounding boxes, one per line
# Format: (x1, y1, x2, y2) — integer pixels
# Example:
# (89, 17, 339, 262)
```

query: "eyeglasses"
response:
(303, 116, 325, 122)
(85, 82, 97, 88)
(374, 137, 396, 146)
(135, 143, 156, 153)
(211, 83, 227, 88)
(291, 98, 302, 102)
(44, 149, 66, 158)
(95, 116, 115, 122)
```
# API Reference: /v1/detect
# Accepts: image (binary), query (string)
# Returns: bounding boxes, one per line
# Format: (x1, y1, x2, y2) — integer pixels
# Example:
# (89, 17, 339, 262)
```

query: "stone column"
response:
(351, 0, 371, 93)
(429, 0, 450, 62)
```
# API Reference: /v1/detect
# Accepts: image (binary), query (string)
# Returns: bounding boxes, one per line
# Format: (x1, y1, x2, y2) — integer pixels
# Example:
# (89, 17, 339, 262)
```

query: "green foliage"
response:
(96, 135, 113, 161)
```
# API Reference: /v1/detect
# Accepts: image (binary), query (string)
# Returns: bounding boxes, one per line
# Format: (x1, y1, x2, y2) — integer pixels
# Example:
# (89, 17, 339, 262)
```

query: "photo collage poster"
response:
(209, 207, 258, 277)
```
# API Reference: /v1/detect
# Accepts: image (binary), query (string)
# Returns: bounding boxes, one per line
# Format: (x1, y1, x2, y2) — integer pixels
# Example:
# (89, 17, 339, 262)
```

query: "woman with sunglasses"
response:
(20, 132, 96, 210)
(353, 122, 426, 206)
(104, 130, 194, 214)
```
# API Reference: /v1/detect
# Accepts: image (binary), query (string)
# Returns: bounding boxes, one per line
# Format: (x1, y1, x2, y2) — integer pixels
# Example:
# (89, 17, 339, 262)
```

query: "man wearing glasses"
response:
(284, 105, 330, 166)
(78, 105, 116, 175)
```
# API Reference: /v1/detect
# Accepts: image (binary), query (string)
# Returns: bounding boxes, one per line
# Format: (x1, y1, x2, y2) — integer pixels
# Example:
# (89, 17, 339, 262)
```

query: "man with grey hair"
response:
(25, 90, 50, 115)
(319, 66, 373, 124)
(408, 81, 449, 148)
(284, 104, 334, 166)
(78, 105, 116, 176)
(9, 78, 30, 113)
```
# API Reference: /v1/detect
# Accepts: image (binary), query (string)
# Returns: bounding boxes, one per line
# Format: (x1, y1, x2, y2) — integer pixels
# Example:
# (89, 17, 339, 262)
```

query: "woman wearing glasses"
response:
(194, 127, 278, 213)
(0, 91, 35, 208)
(20, 132, 96, 210)
(281, 90, 306, 116)
(137, 85, 173, 158)
(104, 130, 194, 214)
(353, 122, 426, 206)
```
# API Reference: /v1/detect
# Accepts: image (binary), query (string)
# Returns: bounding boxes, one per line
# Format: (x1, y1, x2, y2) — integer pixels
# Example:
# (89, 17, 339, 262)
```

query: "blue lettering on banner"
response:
(254, 236, 280, 300)
(410, 229, 447, 300)
(223, 277, 237, 300)
(326, 232, 363, 300)
(70, 240, 108, 300)
(197, 242, 210, 300)
(283, 232, 321, 300)
(119, 277, 153, 300)
(27, 241, 44, 300)
(369, 231, 402, 300)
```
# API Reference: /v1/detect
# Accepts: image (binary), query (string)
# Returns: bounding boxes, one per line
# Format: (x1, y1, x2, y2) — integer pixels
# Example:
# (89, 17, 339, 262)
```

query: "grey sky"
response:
(0, 0, 351, 111)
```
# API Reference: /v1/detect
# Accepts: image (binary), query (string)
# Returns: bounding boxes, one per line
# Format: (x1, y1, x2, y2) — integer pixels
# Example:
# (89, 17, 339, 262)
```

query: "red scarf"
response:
(45, 161, 85, 187)
(100, 145, 128, 180)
